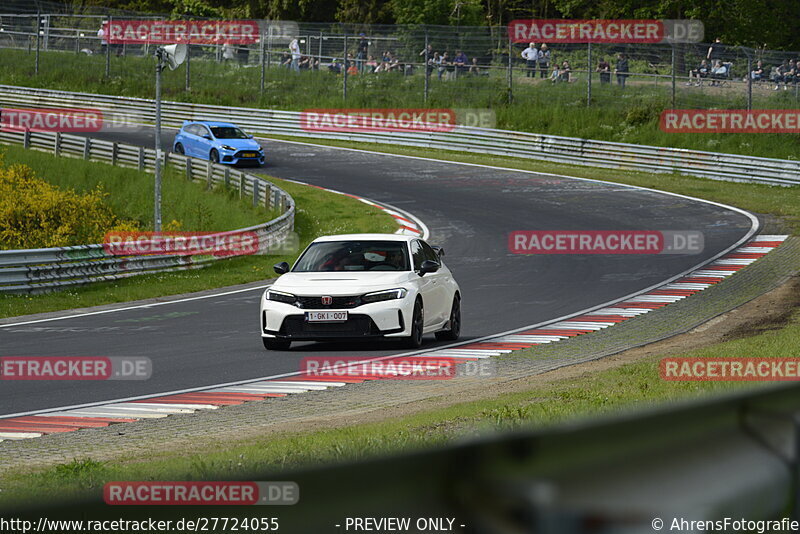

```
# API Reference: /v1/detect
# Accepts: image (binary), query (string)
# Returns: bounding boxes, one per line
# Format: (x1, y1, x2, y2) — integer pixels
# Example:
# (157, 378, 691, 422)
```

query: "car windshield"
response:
(293, 241, 410, 272)
(210, 126, 249, 139)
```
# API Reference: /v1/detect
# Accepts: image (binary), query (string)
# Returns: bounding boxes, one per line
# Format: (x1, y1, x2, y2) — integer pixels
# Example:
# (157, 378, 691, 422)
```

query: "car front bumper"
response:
(260, 299, 413, 341)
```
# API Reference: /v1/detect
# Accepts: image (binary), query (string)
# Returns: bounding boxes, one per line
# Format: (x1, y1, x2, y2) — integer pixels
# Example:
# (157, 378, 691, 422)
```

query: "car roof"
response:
(183, 121, 238, 128)
(312, 233, 417, 243)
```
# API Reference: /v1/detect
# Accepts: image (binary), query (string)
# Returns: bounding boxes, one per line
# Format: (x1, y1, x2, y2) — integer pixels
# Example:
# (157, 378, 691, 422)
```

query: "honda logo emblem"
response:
(321, 296, 333, 306)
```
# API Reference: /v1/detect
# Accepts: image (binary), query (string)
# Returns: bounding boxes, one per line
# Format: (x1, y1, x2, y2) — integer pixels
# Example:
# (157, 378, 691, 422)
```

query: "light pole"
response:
(152, 44, 186, 232)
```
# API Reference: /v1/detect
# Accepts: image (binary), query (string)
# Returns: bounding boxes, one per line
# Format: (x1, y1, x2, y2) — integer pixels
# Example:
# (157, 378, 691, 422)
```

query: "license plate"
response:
(305, 311, 348, 322)
(241, 152, 257, 158)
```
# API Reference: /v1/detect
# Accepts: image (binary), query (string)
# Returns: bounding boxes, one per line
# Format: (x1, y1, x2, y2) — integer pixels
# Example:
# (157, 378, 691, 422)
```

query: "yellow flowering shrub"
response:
(0, 159, 140, 249)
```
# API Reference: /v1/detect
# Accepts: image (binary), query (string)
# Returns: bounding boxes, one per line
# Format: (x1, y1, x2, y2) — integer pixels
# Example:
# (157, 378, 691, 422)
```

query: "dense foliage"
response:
(66, 0, 799, 50)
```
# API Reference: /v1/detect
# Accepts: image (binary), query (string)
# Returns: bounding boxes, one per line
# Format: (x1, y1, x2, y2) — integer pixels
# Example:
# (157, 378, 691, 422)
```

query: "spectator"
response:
(549, 63, 560, 82)
(688, 59, 709, 85)
(522, 42, 538, 78)
(97, 23, 107, 54)
(366, 55, 378, 72)
(537, 44, 550, 78)
(786, 59, 798, 87)
(236, 44, 250, 65)
(289, 39, 301, 72)
(614, 53, 629, 88)
(222, 41, 236, 62)
(707, 38, 726, 62)
(454, 50, 468, 77)
(596, 57, 611, 84)
(773, 59, 790, 90)
(437, 52, 448, 80)
(298, 55, 311, 70)
(280, 52, 291, 69)
(327, 58, 342, 74)
(709, 59, 728, 86)
(558, 60, 571, 83)
(426, 52, 438, 77)
(469, 57, 481, 76)
(750, 60, 765, 82)
(419, 44, 433, 61)
(356, 33, 368, 72)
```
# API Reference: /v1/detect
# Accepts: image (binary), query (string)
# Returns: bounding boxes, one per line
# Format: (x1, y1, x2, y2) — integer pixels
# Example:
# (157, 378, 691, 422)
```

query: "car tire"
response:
(403, 300, 424, 349)
(174, 143, 184, 155)
(435, 295, 461, 341)
(210, 149, 220, 163)
(262, 338, 291, 351)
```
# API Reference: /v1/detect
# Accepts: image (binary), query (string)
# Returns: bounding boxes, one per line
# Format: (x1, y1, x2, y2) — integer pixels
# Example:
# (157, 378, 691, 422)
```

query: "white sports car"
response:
(260, 234, 461, 350)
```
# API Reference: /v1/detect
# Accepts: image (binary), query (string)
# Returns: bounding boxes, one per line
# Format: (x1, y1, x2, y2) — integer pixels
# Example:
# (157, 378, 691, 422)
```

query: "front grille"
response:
(281, 314, 377, 338)
(296, 295, 361, 309)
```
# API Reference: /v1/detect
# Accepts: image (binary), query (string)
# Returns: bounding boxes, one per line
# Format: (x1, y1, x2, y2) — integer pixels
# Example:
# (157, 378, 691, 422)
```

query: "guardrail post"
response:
(252, 178, 259, 207)
(83, 136, 91, 159)
(111, 142, 118, 166)
(224, 167, 230, 189)
(239, 172, 245, 199)
(207, 162, 213, 189)
(185, 158, 192, 181)
(54, 132, 61, 156)
(264, 183, 271, 209)
(23, 129, 31, 149)
(138, 147, 145, 170)
(272, 188, 280, 210)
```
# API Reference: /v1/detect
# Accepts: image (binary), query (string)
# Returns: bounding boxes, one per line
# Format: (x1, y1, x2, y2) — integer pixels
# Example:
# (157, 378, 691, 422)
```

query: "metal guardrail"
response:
(0, 84, 797, 186)
(0, 128, 295, 294)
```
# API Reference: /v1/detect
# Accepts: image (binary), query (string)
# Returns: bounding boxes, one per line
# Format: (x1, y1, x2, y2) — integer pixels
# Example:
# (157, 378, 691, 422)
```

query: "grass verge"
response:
(0, 146, 396, 318)
(1, 48, 799, 160)
(1, 284, 797, 507)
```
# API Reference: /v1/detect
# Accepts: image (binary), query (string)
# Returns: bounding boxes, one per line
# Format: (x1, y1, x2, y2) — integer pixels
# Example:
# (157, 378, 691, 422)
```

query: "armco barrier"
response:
(0, 84, 798, 186)
(0, 128, 295, 293)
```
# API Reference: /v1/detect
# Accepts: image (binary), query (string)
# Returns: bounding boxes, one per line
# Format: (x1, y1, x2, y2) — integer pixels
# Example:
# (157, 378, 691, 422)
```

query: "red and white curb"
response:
(0, 235, 787, 442)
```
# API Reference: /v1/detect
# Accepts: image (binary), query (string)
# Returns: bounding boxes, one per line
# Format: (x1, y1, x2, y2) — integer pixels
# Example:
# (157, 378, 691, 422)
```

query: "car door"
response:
(410, 240, 440, 328)
(182, 124, 200, 157)
(195, 124, 214, 159)
(419, 239, 449, 323)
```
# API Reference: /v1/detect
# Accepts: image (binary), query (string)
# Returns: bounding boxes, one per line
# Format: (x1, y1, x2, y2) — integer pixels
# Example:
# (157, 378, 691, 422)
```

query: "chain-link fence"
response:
(1, 14, 799, 114)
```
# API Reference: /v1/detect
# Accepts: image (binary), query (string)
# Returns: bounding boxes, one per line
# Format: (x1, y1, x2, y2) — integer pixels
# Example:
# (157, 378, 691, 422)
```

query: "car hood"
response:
(271, 272, 414, 295)
(217, 138, 261, 150)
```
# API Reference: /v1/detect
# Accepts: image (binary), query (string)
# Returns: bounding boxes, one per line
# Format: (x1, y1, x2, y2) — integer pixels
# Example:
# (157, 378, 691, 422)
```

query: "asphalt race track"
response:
(0, 128, 756, 416)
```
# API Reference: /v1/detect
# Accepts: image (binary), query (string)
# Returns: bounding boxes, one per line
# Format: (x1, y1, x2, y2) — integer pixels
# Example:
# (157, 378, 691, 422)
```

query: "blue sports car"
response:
(173, 121, 265, 166)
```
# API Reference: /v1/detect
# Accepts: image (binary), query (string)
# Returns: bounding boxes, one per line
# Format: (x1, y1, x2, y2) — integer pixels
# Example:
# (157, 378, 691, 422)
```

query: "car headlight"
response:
(362, 288, 407, 303)
(220, 144, 237, 151)
(266, 289, 297, 305)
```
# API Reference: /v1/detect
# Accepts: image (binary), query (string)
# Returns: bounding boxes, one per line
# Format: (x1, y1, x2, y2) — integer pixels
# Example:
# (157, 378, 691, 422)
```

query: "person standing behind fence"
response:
(289, 39, 301, 72)
(615, 53, 629, 87)
(537, 44, 550, 78)
(97, 24, 107, 55)
(357, 33, 368, 73)
(522, 43, 538, 78)
(596, 57, 611, 83)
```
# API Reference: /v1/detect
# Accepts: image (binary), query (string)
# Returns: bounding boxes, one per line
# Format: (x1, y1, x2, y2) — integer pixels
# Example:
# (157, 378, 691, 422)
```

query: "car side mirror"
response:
(247, 134, 254, 139)
(273, 261, 290, 275)
(431, 246, 445, 258)
(203, 135, 212, 140)
(418, 259, 439, 276)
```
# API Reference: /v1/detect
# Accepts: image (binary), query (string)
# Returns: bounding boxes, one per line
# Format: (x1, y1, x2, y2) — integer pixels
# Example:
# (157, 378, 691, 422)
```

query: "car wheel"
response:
(403, 300, 424, 349)
(174, 143, 184, 155)
(262, 338, 291, 351)
(435, 295, 461, 341)
(210, 149, 220, 163)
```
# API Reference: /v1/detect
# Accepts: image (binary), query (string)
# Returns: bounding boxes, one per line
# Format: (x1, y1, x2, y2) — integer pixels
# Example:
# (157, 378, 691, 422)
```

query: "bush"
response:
(0, 158, 138, 250)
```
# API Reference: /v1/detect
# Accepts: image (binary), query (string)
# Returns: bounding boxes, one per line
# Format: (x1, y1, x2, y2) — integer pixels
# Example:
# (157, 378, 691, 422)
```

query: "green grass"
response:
(267, 136, 800, 233)
(2, 48, 799, 160)
(2, 299, 797, 507)
(1, 144, 270, 233)
(0, 147, 396, 318)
